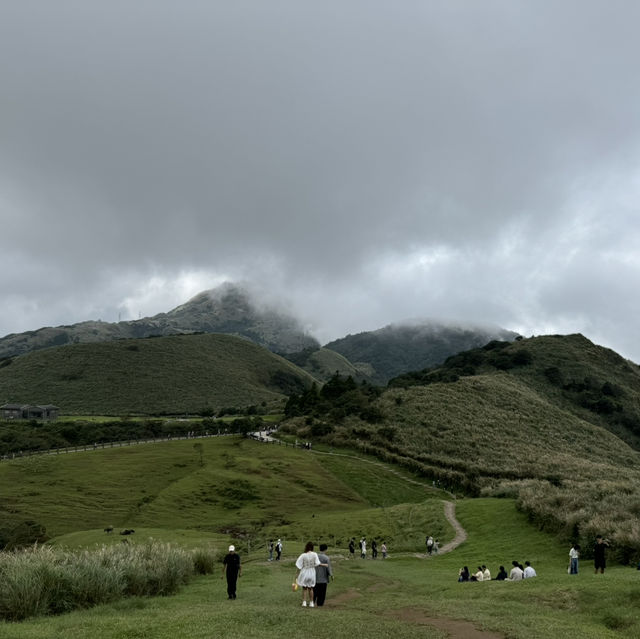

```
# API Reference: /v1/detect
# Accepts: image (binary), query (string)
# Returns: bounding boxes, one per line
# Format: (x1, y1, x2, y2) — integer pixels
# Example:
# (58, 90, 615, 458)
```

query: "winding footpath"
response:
(268, 441, 502, 638)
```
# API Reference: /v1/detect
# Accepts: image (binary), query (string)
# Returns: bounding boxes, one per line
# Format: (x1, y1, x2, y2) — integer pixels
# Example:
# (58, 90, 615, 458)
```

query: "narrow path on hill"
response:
(304, 446, 467, 555)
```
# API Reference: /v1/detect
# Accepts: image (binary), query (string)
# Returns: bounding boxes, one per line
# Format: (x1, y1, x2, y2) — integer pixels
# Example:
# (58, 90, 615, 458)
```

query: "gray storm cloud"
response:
(1, 1, 639, 361)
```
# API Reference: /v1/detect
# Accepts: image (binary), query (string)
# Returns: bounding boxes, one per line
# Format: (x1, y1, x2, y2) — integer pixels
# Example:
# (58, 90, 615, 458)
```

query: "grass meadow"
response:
(1, 437, 639, 637)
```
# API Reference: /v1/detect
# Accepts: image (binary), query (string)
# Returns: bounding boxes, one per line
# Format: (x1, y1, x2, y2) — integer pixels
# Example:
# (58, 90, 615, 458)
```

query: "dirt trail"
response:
(311, 451, 501, 638)
(387, 609, 504, 639)
(309, 448, 466, 554)
(415, 500, 468, 557)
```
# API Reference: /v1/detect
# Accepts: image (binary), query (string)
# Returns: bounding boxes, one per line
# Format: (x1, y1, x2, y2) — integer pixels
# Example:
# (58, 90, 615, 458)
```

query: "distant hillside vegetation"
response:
(390, 334, 640, 450)
(0, 283, 319, 359)
(0, 333, 316, 415)
(324, 322, 518, 384)
(281, 334, 640, 562)
(281, 347, 373, 382)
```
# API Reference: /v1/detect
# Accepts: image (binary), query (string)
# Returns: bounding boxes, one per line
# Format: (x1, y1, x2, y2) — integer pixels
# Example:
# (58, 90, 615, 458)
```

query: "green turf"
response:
(2, 494, 637, 638)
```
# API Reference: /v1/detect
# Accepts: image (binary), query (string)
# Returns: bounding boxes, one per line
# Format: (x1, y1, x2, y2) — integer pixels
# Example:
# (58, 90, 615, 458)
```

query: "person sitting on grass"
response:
(507, 561, 524, 581)
(494, 565, 508, 581)
(458, 566, 470, 582)
(482, 565, 491, 581)
(470, 566, 484, 581)
(523, 561, 537, 578)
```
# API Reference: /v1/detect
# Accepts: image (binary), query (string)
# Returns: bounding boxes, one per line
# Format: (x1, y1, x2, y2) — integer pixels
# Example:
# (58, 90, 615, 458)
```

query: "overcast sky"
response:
(1, 1, 639, 361)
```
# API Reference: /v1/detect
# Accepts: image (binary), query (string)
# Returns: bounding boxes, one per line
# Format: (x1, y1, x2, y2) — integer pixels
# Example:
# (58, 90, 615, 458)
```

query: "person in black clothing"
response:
(494, 565, 508, 581)
(222, 545, 241, 599)
(348, 538, 355, 559)
(458, 566, 470, 582)
(371, 539, 378, 559)
(594, 535, 610, 574)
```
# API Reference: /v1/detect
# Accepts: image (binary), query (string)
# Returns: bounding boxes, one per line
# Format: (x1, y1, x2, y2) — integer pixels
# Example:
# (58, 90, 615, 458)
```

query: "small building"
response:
(0, 404, 59, 421)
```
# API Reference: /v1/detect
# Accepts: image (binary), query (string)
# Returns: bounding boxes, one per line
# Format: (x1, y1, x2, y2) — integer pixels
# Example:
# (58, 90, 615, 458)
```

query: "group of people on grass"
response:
(223, 541, 334, 607)
(223, 533, 614, 603)
(267, 539, 283, 561)
(348, 536, 388, 559)
(458, 561, 537, 582)
(568, 535, 610, 575)
(293, 541, 333, 607)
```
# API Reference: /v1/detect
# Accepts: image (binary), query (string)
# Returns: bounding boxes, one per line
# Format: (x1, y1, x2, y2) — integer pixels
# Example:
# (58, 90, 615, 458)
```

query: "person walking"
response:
(360, 537, 367, 559)
(313, 543, 333, 607)
(222, 545, 241, 599)
(371, 539, 378, 559)
(349, 538, 355, 559)
(426, 536, 434, 555)
(295, 542, 321, 607)
(275, 539, 283, 561)
(381, 541, 387, 559)
(569, 543, 580, 574)
(268, 539, 274, 562)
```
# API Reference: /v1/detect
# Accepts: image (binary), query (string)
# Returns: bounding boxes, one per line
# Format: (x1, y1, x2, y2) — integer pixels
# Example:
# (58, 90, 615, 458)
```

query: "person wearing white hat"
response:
(222, 544, 241, 599)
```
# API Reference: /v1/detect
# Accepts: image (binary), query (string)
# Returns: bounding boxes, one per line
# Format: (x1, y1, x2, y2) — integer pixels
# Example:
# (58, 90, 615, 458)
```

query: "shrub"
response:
(192, 548, 217, 575)
(0, 542, 195, 621)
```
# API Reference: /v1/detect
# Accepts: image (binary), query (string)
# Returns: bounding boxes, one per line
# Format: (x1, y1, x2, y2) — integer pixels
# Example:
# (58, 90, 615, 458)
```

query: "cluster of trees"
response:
(284, 374, 384, 424)
(389, 340, 533, 388)
(543, 367, 640, 443)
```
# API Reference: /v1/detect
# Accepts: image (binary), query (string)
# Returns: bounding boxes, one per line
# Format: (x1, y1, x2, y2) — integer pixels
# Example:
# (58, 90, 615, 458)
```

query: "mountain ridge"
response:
(0, 283, 319, 359)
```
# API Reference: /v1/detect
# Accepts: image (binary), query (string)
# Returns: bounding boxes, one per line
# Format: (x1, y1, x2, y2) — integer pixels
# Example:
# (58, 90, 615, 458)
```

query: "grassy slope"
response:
(0, 333, 316, 414)
(2, 496, 638, 639)
(0, 437, 444, 547)
(282, 335, 640, 557)
(498, 334, 640, 446)
(380, 374, 640, 481)
(300, 347, 370, 382)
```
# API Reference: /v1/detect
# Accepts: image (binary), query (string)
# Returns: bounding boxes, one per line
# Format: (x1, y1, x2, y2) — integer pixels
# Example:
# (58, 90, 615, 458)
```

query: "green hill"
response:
(0, 436, 444, 546)
(0, 283, 319, 359)
(282, 346, 373, 382)
(0, 333, 317, 415)
(282, 334, 640, 561)
(324, 321, 518, 384)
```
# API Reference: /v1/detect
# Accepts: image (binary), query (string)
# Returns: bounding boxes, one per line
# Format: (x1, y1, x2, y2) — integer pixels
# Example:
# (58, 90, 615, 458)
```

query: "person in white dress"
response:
(295, 542, 321, 607)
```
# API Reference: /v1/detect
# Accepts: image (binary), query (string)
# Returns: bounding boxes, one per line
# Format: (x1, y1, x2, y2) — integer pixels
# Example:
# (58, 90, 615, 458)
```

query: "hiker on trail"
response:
(433, 539, 439, 554)
(360, 537, 367, 559)
(569, 543, 580, 574)
(222, 545, 241, 600)
(268, 539, 274, 561)
(371, 539, 378, 559)
(494, 566, 508, 581)
(507, 561, 524, 581)
(295, 541, 321, 607)
(381, 541, 388, 559)
(276, 539, 283, 561)
(458, 566, 470, 582)
(313, 543, 333, 607)
(426, 535, 434, 555)
(594, 535, 610, 574)
(523, 561, 537, 578)
(349, 538, 355, 559)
